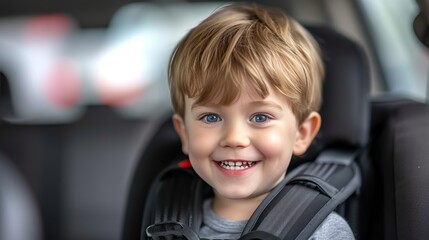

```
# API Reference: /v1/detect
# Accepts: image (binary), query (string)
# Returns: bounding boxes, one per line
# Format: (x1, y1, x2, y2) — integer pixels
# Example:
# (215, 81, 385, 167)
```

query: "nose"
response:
(220, 122, 250, 148)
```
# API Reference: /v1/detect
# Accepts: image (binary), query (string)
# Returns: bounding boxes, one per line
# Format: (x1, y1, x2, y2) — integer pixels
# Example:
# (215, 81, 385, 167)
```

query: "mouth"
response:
(216, 160, 258, 170)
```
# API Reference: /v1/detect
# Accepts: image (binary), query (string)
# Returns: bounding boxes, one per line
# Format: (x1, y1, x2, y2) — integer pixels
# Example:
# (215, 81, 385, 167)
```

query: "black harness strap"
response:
(142, 162, 205, 240)
(240, 149, 361, 240)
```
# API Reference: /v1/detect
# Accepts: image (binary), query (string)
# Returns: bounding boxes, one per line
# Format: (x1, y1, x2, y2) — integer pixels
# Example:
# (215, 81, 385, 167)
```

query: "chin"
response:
(215, 187, 258, 200)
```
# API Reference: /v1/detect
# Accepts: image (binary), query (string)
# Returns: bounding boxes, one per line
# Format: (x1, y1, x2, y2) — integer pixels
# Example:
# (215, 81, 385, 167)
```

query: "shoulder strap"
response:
(240, 149, 361, 240)
(141, 160, 207, 240)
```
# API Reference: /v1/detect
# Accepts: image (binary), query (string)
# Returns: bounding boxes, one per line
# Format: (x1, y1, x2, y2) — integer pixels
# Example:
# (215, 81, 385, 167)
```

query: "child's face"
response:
(173, 84, 319, 202)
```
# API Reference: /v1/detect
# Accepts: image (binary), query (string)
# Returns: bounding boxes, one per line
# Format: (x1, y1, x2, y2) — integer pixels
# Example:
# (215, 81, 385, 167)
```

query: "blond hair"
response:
(168, 3, 324, 124)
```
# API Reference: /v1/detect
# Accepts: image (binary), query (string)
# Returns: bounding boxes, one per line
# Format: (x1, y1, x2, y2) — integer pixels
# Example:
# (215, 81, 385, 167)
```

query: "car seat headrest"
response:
(306, 26, 370, 154)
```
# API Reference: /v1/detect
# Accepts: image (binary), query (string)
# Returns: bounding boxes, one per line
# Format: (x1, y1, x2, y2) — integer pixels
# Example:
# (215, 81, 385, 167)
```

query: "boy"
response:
(168, 3, 354, 239)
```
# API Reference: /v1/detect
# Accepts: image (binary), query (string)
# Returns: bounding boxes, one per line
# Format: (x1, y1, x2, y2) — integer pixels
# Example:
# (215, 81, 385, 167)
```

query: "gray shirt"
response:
(200, 199, 355, 240)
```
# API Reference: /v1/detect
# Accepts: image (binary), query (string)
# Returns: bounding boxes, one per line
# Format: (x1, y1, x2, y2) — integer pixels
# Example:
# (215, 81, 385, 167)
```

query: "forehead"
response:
(186, 82, 290, 110)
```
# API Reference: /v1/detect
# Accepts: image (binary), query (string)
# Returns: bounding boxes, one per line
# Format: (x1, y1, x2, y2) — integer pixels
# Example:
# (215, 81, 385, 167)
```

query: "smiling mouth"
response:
(217, 161, 257, 170)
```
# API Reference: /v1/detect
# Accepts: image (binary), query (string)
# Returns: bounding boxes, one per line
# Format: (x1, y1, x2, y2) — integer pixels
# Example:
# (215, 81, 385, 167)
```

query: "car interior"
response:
(125, 23, 371, 240)
(0, 0, 428, 240)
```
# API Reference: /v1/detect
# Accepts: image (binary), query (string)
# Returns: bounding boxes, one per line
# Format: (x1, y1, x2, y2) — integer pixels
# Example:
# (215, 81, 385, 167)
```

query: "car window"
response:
(358, 0, 429, 101)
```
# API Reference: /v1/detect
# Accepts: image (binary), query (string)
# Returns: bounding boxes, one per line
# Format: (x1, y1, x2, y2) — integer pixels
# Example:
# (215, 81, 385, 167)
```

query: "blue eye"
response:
(251, 114, 269, 123)
(201, 114, 221, 123)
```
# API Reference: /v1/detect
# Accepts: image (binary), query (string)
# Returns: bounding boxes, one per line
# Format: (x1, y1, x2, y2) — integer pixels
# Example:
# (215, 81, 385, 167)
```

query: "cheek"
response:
(257, 127, 296, 159)
(186, 127, 217, 159)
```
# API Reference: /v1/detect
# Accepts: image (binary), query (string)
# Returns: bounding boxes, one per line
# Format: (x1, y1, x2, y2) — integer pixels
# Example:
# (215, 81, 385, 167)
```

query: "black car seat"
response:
(0, 74, 43, 240)
(0, 153, 43, 240)
(121, 25, 372, 240)
(369, 96, 429, 240)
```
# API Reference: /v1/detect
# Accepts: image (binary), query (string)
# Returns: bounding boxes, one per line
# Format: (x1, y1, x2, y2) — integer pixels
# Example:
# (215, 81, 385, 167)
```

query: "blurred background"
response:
(0, 0, 427, 240)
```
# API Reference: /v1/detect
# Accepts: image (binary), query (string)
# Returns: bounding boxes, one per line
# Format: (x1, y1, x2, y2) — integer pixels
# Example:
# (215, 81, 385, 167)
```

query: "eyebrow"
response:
(191, 102, 217, 110)
(248, 101, 284, 111)
(191, 100, 284, 111)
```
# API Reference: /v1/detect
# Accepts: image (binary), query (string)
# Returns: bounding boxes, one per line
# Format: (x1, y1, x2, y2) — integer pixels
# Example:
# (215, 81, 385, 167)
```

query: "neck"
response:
(211, 192, 268, 221)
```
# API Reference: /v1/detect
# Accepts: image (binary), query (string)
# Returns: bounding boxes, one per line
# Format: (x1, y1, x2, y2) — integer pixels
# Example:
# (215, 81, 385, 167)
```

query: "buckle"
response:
(146, 221, 200, 240)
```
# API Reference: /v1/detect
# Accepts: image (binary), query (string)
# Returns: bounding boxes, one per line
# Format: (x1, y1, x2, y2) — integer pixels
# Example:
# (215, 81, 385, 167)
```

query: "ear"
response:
(172, 114, 189, 155)
(293, 112, 321, 156)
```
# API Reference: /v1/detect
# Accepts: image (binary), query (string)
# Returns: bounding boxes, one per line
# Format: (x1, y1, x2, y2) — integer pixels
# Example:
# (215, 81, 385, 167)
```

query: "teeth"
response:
(218, 161, 256, 170)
